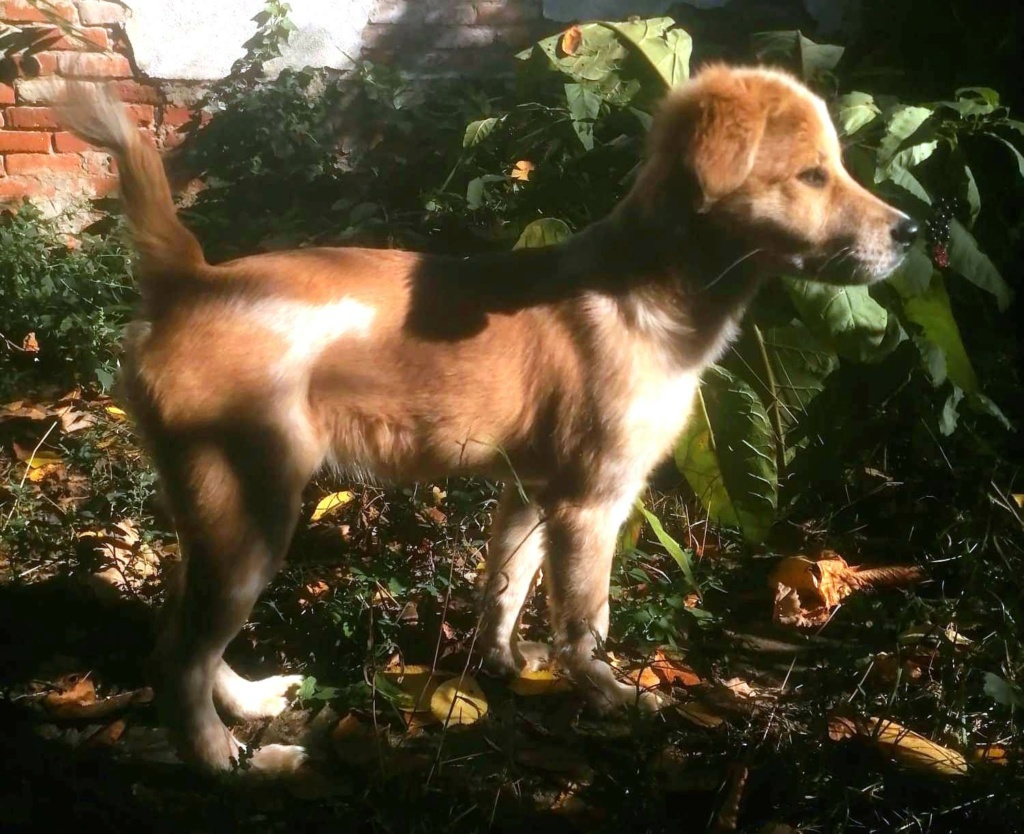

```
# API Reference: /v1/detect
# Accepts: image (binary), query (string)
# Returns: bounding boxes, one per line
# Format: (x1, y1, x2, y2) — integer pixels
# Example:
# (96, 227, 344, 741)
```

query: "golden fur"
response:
(58, 64, 917, 774)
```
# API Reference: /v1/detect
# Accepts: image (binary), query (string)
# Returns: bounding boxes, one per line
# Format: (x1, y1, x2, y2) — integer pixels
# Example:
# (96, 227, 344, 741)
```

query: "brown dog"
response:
(59, 64, 916, 774)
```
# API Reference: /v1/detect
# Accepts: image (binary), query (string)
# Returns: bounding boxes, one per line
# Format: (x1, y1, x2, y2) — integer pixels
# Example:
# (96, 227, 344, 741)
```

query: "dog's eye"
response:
(798, 167, 828, 188)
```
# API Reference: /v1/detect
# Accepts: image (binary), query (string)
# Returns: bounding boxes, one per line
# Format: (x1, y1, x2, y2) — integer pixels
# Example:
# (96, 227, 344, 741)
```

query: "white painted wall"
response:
(124, 0, 375, 80)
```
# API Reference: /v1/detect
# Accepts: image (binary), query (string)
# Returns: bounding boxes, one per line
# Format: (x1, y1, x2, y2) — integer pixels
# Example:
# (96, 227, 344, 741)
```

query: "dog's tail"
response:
(59, 82, 206, 291)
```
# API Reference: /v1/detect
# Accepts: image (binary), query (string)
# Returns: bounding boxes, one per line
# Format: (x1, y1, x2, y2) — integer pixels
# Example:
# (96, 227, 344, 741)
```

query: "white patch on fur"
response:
(214, 667, 304, 721)
(245, 296, 376, 383)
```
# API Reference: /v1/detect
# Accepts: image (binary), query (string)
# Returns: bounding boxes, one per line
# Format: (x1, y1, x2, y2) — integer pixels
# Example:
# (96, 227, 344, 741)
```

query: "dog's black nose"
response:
(891, 217, 920, 247)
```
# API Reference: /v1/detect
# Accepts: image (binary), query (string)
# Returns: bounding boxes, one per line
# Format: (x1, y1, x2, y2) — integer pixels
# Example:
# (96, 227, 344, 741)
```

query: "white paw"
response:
(247, 743, 308, 776)
(218, 674, 305, 721)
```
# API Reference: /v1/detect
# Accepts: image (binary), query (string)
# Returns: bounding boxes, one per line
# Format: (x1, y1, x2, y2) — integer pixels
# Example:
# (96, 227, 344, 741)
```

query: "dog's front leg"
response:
(543, 493, 667, 712)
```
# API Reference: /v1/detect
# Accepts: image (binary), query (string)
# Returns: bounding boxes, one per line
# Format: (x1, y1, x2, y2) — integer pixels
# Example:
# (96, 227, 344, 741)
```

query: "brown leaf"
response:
(651, 648, 702, 687)
(58, 408, 96, 434)
(84, 719, 127, 748)
(676, 701, 725, 728)
(331, 712, 381, 765)
(43, 675, 95, 711)
(713, 764, 748, 832)
(560, 25, 582, 56)
(770, 552, 925, 629)
(44, 686, 152, 721)
(21, 331, 40, 354)
(970, 745, 1010, 765)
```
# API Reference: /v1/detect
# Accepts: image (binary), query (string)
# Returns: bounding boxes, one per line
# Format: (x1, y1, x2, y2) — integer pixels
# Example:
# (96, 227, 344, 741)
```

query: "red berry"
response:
(933, 243, 949, 268)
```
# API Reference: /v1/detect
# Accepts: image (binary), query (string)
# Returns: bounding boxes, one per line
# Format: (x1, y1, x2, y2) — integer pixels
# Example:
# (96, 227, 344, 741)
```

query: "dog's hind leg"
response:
(151, 424, 318, 775)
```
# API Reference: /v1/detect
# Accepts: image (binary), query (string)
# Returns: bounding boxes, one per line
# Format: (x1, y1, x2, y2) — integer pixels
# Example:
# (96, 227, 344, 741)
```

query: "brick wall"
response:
(0, 0, 554, 213)
(0, 1, 203, 213)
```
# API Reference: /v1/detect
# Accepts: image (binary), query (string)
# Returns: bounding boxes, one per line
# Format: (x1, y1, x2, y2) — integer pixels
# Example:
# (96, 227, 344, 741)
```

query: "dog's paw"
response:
(516, 640, 554, 672)
(479, 643, 524, 679)
(248, 743, 309, 776)
(218, 674, 305, 721)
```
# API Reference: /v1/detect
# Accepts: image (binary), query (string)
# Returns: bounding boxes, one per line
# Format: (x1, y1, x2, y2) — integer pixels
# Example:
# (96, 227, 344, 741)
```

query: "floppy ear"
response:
(685, 88, 767, 210)
(631, 72, 767, 216)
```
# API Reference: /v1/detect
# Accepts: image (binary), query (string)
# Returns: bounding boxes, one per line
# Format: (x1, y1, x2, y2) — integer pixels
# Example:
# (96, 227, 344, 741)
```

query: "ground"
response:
(1, 388, 1022, 834)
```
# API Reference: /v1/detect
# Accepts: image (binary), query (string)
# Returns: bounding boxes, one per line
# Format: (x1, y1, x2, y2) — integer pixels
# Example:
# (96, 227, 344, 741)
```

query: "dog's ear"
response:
(633, 68, 768, 215)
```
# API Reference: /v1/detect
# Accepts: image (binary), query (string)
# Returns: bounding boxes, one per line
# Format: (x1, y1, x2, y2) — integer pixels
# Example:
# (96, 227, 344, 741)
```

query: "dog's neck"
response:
(566, 196, 765, 369)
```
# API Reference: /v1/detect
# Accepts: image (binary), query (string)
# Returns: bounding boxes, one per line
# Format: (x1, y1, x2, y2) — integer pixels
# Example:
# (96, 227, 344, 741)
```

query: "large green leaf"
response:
(564, 82, 601, 150)
(876, 105, 933, 168)
(513, 218, 572, 249)
(750, 30, 843, 81)
(637, 503, 698, 591)
(900, 272, 978, 392)
(762, 322, 840, 434)
(606, 17, 691, 88)
(783, 278, 901, 363)
(947, 219, 1012, 311)
(875, 141, 939, 202)
(674, 366, 777, 543)
(834, 91, 880, 137)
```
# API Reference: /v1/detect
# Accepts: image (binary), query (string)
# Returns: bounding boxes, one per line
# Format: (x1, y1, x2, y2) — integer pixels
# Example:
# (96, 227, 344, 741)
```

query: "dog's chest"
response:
(617, 366, 699, 467)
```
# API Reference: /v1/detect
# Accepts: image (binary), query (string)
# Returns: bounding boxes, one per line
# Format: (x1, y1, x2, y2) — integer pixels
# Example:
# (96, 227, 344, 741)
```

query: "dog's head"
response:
(635, 64, 917, 285)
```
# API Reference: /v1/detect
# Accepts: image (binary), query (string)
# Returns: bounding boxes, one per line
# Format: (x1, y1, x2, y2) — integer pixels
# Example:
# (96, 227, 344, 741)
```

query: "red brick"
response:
(127, 104, 155, 125)
(4, 152, 83, 175)
(0, 156, 5, 175)
(53, 131, 92, 153)
(115, 80, 160, 105)
(32, 25, 110, 51)
(0, 84, 14, 105)
(55, 52, 132, 78)
(77, 1, 125, 25)
(6, 106, 59, 129)
(0, 53, 58, 78)
(0, 1, 76, 22)
(161, 105, 193, 129)
(0, 176, 55, 202)
(0, 130, 51, 152)
(86, 174, 118, 197)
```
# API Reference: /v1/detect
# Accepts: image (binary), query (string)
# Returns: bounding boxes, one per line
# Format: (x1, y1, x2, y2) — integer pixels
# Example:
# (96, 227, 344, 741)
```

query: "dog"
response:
(58, 63, 917, 775)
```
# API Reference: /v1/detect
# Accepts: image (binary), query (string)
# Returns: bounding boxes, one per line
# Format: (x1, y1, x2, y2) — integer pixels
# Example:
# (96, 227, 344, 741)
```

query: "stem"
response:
(753, 324, 786, 483)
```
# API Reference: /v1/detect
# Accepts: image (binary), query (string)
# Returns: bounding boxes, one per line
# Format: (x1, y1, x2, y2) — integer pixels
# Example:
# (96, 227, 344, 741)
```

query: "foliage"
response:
(0, 205, 135, 394)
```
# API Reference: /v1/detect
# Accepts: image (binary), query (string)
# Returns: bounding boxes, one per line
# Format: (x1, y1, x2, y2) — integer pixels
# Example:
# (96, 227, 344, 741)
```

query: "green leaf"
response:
(750, 30, 843, 81)
(513, 218, 572, 249)
(636, 503, 698, 591)
(947, 220, 1012, 311)
(983, 672, 1024, 708)
(761, 322, 839, 434)
(963, 164, 981, 226)
(605, 17, 691, 88)
(834, 91, 880, 137)
(968, 392, 1012, 430)
(783, 278, 897, 363)
(674, 366, 778, 543)
(875, 141, 938, 200)
(955, 86, 1000, 107)
(463, 117, 498, 148)
(901, 272, 978, 393)
(877, 105, 933, 167)
(889, 242, 934, 297)
(939, 384, 964, 436)
(565, 82, 601, 150)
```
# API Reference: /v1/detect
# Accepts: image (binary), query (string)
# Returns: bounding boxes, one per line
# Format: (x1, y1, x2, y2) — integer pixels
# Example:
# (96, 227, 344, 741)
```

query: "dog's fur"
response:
(59, 65, 916, 775)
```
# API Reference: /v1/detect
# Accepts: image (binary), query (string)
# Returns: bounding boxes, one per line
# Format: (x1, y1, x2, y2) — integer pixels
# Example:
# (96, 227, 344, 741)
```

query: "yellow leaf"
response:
(830, 715, 967, 777)
(378, 664, 447, 714)
(311, 490, 354, 522)
(15, 446, 62, 469)
(1013, 494, 1024, 509)
(509, 668, 572, 696)
(430, 675, 488, 726)
(105, 405, 127, 419)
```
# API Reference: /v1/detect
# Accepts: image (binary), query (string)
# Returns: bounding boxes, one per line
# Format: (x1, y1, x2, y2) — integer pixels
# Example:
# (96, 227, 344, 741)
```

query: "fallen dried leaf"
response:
(22, 331, 39, 354)
(311, 490, 354, 522)
(651, 649, 702, 687)
(43, 675, 95, 711)
(713, 764, 748, 832)
(771, 552, 925, 628)
(828, 714, 967, 777)
(378, 664, 447, 714)
(509, 667, 573, 696)
(105, 405, 127, 419)
(44, 686, 152, 721)
(676, 701, 724, 728)
(1013, 494, 1023, 509)
(331, 711, 381, 765)
(560, 24, 582, 56)
(84, 719, 126, 748)
(430, 675, 488, 726)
